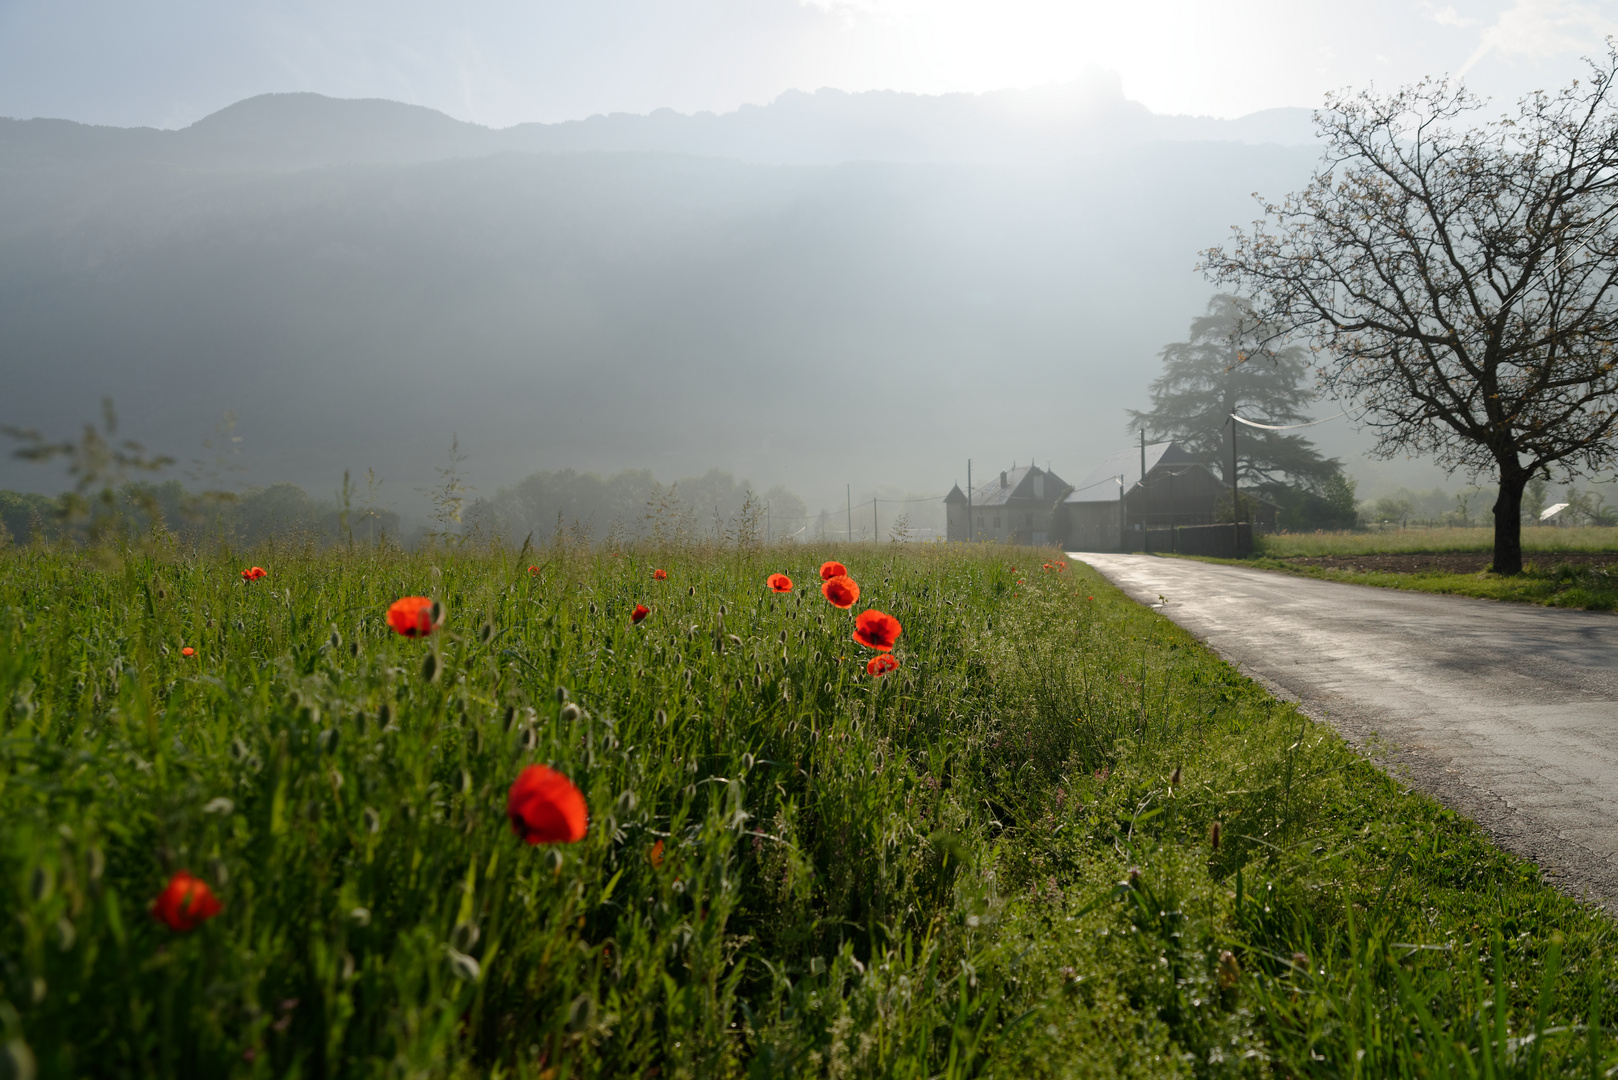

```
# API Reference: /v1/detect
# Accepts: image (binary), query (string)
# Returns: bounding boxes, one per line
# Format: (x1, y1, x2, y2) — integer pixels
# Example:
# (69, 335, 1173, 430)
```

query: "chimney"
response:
(1000, 471, 1008, 488)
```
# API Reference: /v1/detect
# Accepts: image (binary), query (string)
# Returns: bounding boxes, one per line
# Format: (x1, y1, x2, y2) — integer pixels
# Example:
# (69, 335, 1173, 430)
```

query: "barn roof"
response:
(967, 465, 1070, 508)
(1063, 442, 1208, 504)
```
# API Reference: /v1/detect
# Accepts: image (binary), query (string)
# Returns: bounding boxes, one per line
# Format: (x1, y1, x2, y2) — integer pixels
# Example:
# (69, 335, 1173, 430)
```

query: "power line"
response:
(1230, 410, 1349, 431)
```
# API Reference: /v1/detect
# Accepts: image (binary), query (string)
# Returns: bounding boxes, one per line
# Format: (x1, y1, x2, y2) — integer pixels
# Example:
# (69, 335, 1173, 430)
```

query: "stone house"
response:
(945, 465, 1071, 545)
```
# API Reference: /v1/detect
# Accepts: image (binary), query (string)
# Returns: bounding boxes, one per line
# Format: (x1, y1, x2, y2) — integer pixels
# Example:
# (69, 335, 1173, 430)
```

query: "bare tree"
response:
(1202, 51, 1618, 574)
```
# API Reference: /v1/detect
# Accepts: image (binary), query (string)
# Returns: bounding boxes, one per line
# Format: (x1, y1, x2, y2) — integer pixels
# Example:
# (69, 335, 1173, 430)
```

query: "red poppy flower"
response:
(181, 646, 195, 657)
(507, 765, 588, 844)
(241, 566, 267, 581)
(767, 573, 793, 592)
(387, 597, 435, 637)
(653, 569, 668, 580)
(819, 561, 847, 581)
(1042, 563, 1052, 571)
(852, 609, 902, 651)
(866, 654, 899, 676)
(822, 575, 859, 609)
(649, 839, 664, 867)
(1056, 560, 1067, 571)
(151, 870, 223, 932)
(528, 565, 540, 574)
(631, 604, 650, 624)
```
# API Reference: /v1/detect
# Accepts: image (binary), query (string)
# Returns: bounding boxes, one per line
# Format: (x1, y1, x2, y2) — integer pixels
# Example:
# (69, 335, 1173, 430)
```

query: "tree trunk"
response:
(1492, 466, 1529, 576)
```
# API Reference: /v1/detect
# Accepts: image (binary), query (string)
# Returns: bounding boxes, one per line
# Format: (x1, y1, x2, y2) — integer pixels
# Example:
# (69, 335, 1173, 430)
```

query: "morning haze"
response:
(0, 77, 1328, 534)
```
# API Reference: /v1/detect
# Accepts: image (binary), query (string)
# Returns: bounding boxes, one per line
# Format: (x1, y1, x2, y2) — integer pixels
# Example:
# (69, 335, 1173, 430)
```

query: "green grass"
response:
(3, 538, 1618, 1077)
(1239, 555, 1618, 610)
(1257, 525, 1618, 557)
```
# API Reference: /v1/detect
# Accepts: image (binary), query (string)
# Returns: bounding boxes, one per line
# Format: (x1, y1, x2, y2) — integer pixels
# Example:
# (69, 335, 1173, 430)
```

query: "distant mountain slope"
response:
(1, 79, 1318, 174)
(0, 89, 1321, 510)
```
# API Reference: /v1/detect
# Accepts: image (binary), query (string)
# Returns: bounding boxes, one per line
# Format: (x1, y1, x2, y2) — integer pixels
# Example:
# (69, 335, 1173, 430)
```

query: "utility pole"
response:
(846, 485, 852, 543)
(765, 503, 770, 544)
(1118, 474, 1126, 552)
(1229, 417, 1240, 557)
(873, 498, 878, 542)
(966, 459, 974, 542)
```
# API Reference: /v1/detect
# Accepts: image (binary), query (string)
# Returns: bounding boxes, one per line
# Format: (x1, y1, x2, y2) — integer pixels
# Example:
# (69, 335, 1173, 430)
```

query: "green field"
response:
(3, 539, 1617, 1077)
(1256, 526, 1618, 557)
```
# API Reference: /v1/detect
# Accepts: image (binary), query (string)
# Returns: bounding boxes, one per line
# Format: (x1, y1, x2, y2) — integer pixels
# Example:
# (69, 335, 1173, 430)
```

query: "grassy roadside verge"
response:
(1257, 526, 1618, 558)
(1, 541, 1615, 1076)
(1202, 553, 1618, 610)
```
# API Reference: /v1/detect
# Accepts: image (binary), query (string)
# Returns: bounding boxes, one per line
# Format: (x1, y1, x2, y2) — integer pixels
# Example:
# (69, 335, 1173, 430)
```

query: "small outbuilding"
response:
(945, 465, 1071, 545)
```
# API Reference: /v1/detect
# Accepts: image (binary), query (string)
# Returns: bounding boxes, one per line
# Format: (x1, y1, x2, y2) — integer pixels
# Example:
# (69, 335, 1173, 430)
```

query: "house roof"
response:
(965, 465, 1070, 508)
(1063, 442, 1208, 504)
(944, 483, 967, 504)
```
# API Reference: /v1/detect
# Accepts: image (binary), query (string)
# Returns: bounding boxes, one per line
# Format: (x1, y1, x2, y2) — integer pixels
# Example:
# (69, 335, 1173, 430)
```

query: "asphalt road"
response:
(1075, 552, 1618, 911)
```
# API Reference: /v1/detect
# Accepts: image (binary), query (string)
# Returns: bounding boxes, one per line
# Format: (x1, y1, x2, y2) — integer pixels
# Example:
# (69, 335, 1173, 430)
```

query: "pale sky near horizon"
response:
(0, 0, 1615, 130)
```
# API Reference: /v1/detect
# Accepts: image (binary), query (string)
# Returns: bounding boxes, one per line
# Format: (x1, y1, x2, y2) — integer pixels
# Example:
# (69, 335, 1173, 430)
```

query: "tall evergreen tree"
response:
(1127, 295, 1356, 527)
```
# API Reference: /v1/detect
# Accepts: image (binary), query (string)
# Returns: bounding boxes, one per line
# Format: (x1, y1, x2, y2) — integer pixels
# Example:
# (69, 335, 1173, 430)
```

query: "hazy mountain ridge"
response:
(0, 88, 1323, 513)
(0, 80, 1319, 176)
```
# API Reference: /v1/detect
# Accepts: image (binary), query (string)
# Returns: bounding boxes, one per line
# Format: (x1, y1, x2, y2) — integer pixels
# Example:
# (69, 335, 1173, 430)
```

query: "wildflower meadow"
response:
(3, 538, 1618, 1077)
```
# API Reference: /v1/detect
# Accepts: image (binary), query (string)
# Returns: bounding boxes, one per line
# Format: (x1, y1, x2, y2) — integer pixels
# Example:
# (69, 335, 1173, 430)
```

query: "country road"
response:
(1075, 552, 1618, 912)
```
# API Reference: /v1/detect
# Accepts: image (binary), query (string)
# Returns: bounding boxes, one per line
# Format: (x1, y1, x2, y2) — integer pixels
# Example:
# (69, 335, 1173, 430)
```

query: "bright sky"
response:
(0, 0, 1613, 128)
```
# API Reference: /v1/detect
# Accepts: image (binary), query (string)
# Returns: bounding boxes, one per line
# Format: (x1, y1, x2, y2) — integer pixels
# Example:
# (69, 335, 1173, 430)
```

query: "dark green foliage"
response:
(0, 544, 1614, 1077)
(1129, 294, 1354, 530)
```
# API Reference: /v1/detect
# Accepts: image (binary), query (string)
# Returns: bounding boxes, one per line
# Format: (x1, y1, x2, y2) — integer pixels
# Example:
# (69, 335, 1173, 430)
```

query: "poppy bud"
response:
(430, 599, 445, 625)
(378, 702, 392, 727)
(350, 906, 372, 926)
(451, 921, 480, 952)
(480, 621, 494, 643)
(655, 708, 668, 727)
(1169, 765, 1181, 787)
(29, 866, 53, 903)
(1218, 950, 1241, 989)
(1209, 821, 1221, 851)
(556, 687, 569, 703)
(561, 702, 581, 723)
(363, 808, 381, 835)
(328, 627, 342, 650)
(421, 652, 439, 684)
(1, 1038, 37, 1080)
